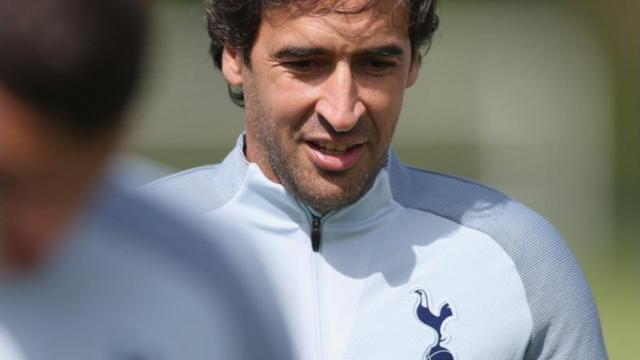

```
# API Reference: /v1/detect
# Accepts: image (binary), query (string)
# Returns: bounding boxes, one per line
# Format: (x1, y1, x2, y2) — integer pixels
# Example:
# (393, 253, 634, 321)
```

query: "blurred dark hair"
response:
(0, 0, 148, 137)
(205, 0, 439, 107)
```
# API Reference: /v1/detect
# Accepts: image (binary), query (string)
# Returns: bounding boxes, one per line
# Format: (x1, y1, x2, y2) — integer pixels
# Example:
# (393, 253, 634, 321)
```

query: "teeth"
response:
(318, 142, 336, 151)
(313, 141, 354, 153)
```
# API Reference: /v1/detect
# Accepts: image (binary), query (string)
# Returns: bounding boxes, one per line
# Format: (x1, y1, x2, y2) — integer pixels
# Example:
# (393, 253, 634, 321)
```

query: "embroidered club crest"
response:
(413, 289, 455, 360)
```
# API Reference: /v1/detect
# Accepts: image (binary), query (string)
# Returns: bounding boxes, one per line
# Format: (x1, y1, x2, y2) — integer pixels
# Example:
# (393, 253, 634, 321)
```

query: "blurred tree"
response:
(570, 0, 639, 250)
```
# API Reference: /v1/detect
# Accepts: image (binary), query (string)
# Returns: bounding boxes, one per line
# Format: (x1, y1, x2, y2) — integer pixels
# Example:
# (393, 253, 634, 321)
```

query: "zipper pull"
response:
(311, 215, 321, 252)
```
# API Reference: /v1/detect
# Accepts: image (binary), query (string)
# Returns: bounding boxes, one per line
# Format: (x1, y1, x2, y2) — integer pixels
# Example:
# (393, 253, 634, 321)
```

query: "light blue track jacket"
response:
(147, 136, 608, 360)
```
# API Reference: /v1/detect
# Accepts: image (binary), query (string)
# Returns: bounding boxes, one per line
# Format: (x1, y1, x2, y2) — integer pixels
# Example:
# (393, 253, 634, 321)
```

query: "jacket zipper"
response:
(311, 215, 322, 252)
(308, 212, 323, 359)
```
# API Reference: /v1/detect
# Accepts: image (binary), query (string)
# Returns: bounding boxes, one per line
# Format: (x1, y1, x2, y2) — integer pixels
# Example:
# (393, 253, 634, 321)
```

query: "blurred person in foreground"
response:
(0, 0, 288, 359)
(147, 0, 608, 358)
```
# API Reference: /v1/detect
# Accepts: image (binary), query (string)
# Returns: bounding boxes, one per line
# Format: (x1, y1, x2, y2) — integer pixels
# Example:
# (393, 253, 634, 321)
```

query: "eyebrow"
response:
(358, 45, 405, 58)
(273, 46, 327, 59)
(272, 45, 405, 59)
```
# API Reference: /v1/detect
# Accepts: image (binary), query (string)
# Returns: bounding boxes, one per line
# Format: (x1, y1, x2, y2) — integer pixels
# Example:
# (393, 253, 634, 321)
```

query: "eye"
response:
(281, 59, 326, 74)
(360, 59, 396, 74)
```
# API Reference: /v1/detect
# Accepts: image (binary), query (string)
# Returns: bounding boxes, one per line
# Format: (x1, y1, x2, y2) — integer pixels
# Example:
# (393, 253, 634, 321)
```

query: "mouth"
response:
(305, 140, 365, 172)
(308, 141, 362, 155)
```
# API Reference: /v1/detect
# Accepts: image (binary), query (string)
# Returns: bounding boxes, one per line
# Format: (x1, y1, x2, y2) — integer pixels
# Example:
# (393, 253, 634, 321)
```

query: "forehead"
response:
(258, 0, 410, 49)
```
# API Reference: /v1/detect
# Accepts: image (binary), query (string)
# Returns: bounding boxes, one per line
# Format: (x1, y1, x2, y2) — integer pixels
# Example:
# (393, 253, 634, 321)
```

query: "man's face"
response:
(223, 0, 419, 213)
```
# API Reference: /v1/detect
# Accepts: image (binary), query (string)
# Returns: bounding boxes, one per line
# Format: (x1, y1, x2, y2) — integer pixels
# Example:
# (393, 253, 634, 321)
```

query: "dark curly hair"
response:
(205, 0, 439, 107)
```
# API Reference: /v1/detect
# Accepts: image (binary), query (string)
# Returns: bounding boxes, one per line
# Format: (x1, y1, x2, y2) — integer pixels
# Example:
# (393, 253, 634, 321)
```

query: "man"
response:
(0, 0, 287, 358)
(147, 0, 608, 358)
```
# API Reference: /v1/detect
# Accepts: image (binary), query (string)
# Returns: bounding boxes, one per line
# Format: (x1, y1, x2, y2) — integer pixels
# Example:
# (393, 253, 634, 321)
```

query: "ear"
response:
(406, 52, 422, 88)
(221, 45, 245, 86)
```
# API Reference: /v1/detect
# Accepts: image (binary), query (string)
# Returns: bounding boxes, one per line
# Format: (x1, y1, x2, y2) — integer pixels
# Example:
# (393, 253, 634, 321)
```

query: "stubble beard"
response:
(246, 93, 387, 214)
(263, 123, 387, 214)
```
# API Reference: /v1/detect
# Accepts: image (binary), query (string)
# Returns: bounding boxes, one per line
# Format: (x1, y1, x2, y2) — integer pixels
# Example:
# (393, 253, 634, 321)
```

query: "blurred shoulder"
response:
(0, 173, 289, 360)
(0, 325, 26, 360)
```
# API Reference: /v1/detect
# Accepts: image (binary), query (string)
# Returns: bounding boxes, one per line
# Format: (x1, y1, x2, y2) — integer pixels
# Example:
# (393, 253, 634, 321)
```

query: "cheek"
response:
(361, 87, 403, 135)
(360, 71, 407, 109)
(263, 67, 324, 106)
(257, 82, 316, 131)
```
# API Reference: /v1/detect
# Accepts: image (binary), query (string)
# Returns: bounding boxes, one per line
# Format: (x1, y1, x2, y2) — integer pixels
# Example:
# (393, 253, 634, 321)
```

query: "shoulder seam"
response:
(403, 165, 511, 199)
(146, 164, 220, 187)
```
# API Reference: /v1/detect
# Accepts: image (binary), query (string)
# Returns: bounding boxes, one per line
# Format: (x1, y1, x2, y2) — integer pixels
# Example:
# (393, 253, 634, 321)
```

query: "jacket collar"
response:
(221, 135, 398, 230)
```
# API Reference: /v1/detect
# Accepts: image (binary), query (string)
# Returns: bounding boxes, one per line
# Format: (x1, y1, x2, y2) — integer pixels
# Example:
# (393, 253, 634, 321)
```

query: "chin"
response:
(295, 175, 373, 212)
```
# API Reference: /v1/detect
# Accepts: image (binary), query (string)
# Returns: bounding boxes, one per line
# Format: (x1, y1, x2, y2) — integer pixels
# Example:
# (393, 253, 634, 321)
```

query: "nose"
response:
(315, 63, 365, 132)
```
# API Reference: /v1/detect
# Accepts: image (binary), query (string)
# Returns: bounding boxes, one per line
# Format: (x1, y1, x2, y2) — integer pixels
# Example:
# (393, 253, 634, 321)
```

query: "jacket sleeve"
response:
(497, 202, 608, 359)
(388, 157, 608, 359)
